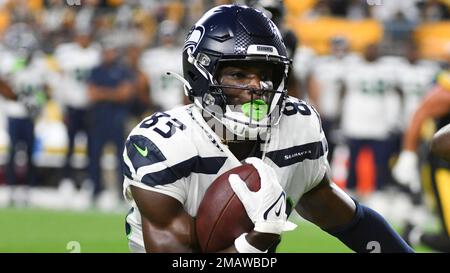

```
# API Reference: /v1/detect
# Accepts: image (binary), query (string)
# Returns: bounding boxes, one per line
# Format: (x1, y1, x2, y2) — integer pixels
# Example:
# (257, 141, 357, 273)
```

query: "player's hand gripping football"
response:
(229, 157, 297, 235)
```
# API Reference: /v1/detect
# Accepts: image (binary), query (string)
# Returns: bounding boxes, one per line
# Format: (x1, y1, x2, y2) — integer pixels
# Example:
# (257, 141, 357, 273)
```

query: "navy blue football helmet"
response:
(180, 4, 291, 138)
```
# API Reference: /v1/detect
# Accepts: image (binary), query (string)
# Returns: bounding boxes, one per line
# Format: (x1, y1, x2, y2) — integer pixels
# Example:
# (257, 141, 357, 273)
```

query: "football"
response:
(195, 164, 261, 253)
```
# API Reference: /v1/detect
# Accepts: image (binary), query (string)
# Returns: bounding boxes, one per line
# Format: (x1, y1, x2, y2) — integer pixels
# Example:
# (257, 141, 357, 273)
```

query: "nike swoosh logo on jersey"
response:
(275, 202, 283, 217)
(133, 143, 148, 157)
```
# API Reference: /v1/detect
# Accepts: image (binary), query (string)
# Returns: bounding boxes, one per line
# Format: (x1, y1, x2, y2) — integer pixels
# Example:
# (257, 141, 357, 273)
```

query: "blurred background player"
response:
(394, 51, 450, 252)
(53, 28, 101, 192)
(383, 43, 440, 167)
(0, 75, 14, 185)
(396, 43, 439, 141)
(339, 43, 400, 194)
(140, 20, 184, 112)
(308, 36, 358, 161)
(87, 41, 133, 206)
(292, 38, 317, 99)
(0, 22, 51, 206)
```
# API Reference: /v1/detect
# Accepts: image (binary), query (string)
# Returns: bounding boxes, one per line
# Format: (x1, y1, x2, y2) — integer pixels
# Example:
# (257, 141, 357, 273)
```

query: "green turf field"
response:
(0, 207, 434, 253)
(0, 207, 128, 253)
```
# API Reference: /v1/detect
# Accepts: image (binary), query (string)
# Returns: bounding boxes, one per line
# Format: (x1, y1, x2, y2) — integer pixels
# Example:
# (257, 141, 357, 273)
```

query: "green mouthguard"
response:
(241, 99, 269, 121)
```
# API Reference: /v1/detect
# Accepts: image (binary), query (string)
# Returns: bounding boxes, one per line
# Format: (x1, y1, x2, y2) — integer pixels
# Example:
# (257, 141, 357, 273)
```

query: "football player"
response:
(394, 53, 450, 252)
(0, 44, 16, 188)
(0, 23, 52, 204)
(53, 29, 101, 188)
(87, 41, 134, 202)
(122, 5, 412, 253)
(140, 20, 185, 112)
(339, 44, 401, 192)
(0, 78, 13, 169)
(308, 36, 359, 161)
(396, 44, 439, 131)
(386, 45, 438, 180)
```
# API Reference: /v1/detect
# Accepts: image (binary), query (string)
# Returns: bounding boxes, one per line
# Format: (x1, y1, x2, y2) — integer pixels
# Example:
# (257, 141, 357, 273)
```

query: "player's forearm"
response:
(88, 85, 107, 102)
(325, 201, 413, 253)
(145, 239, 197, 253)
(404, 86, 450, 152)
(0, 79, 17, 100)
(245, 231, 280, 251)
(142, 218, 199, 253)
(111, 83, 133, 102)
(403, 110, 427, 152)
(88, 85, 131, 103)
(97, 84, 132, 103)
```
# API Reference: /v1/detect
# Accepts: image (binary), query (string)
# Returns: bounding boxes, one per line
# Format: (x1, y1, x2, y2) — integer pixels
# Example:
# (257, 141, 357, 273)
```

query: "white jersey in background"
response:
(53, 42, 101, 109)
(140, 46, 184, 111)
(122, 97, 329, 252)
(311, 54, 361, 120)
(341, 59, 399, 140)
(396, 60, 438, 129)
(292, 45, 317, 93)
(1, 54, 52, 119)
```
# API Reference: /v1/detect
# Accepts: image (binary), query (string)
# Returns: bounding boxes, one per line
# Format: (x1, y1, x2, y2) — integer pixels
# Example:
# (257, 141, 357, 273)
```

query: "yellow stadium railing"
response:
(414, 22, 450, 61)
(286, 16, 383, 55)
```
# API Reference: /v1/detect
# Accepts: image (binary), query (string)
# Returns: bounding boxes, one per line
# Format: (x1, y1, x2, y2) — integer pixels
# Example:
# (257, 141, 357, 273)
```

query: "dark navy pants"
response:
(88, 104, 127, 197)
(6, 117, 35, 186)
(63, 107, 89, 178)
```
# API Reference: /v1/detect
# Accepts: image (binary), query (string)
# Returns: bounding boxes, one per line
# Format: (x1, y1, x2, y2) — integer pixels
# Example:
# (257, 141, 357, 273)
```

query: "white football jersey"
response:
(53, 42, 101, 109)
(122, 97, 329, 252)
(311, 54, 361, 119)
(341, 59, 399, 139)
(396, 60, 438, 129)
(140, 46, 184, 111)
(292, 46, 316, 85)
(1, 55, 51, 119)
